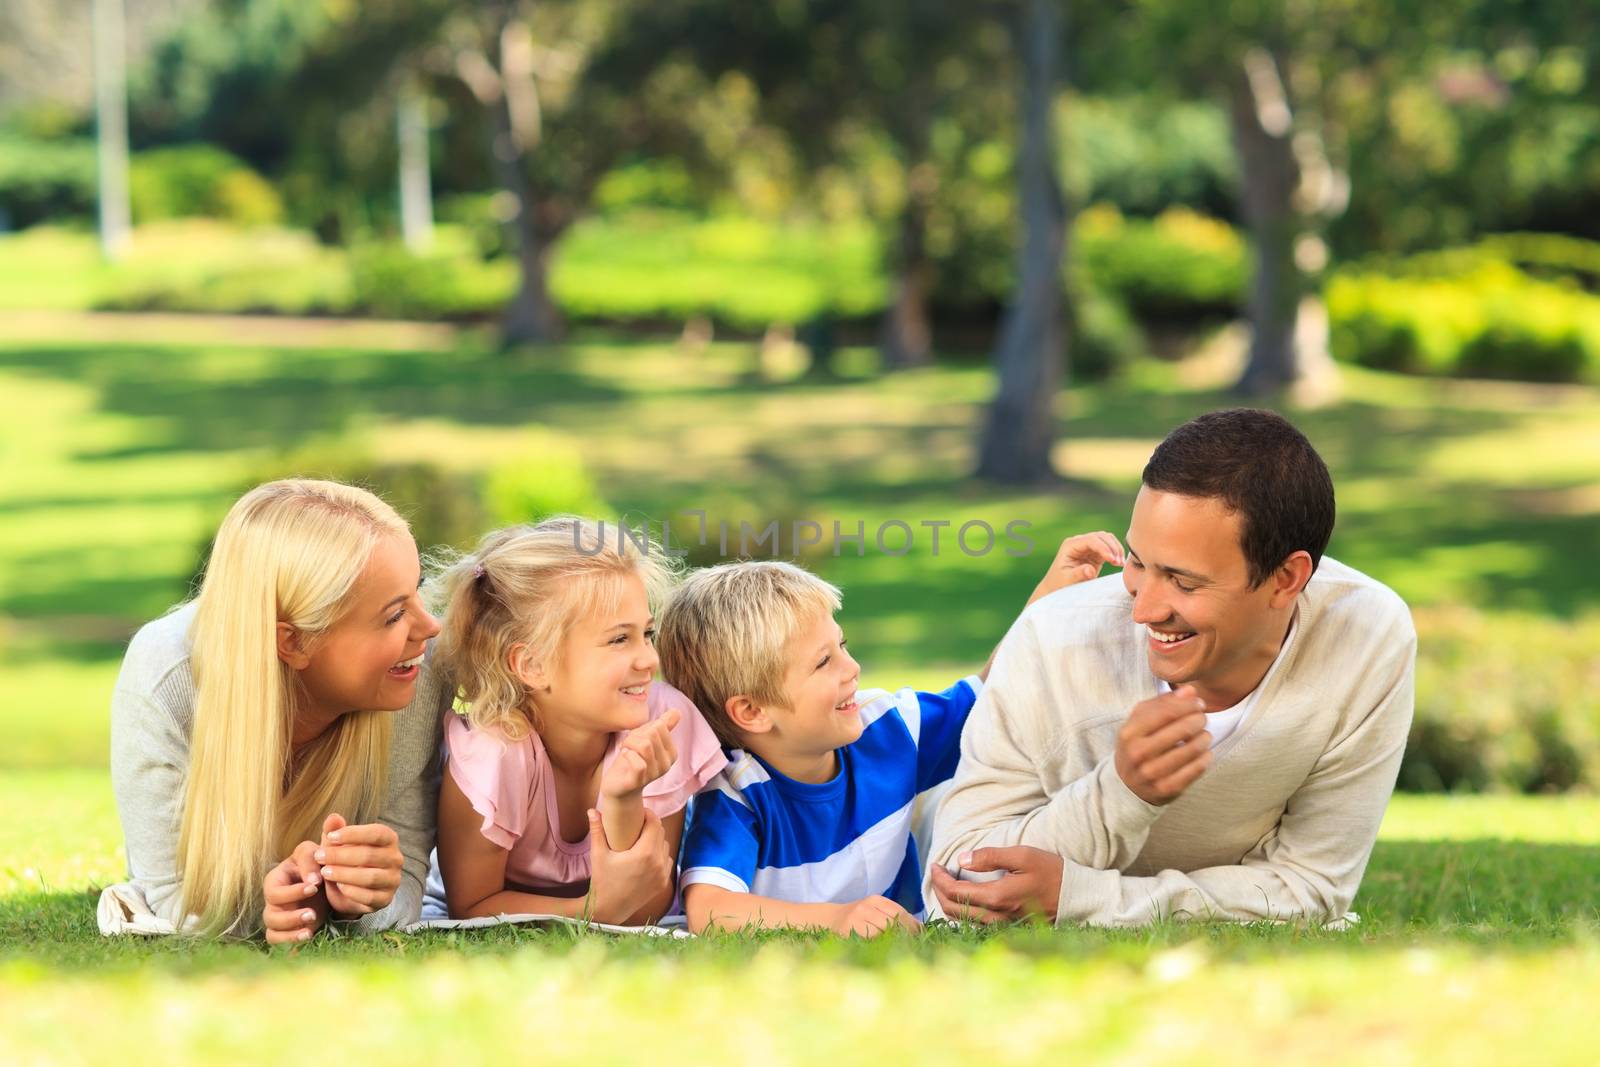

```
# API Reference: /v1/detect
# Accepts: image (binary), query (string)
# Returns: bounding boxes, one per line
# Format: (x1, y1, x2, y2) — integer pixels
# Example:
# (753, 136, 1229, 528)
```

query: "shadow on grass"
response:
(4, 840, 1594, 974)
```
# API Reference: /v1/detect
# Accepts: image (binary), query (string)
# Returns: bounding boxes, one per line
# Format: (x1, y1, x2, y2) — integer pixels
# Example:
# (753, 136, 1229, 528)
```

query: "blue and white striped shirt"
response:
(679, 676, 983, 919)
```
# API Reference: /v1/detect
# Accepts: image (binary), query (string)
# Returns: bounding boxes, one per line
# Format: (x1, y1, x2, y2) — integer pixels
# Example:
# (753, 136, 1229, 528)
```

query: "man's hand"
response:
(829, 896, 921, 937)
(1115, 685, 1213, 805)
(1026, 531, 1125, 607)
(929, 847, 1063, 925)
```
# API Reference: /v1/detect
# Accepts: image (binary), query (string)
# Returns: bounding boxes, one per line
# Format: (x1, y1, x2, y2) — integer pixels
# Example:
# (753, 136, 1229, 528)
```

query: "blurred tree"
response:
(600, 0, 1013, 368)
(976, 0, 1069, 484)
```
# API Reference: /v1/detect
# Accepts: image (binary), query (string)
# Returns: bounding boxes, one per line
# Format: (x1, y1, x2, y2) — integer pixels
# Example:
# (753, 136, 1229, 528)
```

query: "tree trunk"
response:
(880, 163, 936, 370)
(486, 2, 562, 345)
(397, 80, 434, 254)
(1229, 48, 1302, 395)
(976, 0, 1067, 485)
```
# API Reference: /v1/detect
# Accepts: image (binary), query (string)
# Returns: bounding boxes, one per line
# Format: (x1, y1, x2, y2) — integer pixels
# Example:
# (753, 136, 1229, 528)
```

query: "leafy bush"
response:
(1077, 204, 1247, 323)
(347, 231, 513, 320)
(0, 134, 98, 229)
(1069, 275, 1145, 380)
(129, 145, 283, 226)
(1061, 96, 1237, 220)
(94, 221, 353, 314)
(1326, 258, 1600, 383)
(190, 434, 613, 587)
(1402, 607, 1600, 793)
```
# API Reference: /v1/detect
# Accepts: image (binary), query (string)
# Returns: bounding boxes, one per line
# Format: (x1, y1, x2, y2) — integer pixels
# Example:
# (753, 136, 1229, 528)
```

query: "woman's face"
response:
(293, 533, 441, 716)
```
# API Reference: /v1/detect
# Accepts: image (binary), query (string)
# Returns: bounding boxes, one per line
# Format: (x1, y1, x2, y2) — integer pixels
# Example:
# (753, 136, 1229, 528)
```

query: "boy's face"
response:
(762, 611, 863, 759)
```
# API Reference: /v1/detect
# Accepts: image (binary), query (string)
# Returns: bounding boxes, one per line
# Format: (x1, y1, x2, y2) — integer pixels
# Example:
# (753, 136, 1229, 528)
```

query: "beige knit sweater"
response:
(927, 558, 1415, 926)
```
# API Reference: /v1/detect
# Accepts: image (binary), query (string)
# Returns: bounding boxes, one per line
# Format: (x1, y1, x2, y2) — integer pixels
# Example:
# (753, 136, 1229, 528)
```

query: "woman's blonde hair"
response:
(179, 478, 410, 936)
(655, 560, 841, 749)
(429, 517, 680, 741)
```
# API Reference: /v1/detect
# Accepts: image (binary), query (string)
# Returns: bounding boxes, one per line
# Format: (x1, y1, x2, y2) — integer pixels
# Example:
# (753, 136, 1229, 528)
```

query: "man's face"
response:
(1121, 486, 1282, 693)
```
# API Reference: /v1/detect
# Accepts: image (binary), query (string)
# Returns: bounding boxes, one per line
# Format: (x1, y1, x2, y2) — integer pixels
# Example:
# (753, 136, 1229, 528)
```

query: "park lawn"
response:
(1, 773, 1598, 1065)
(1, 314, 1598, 1064)
(3, 315, 1598, 772)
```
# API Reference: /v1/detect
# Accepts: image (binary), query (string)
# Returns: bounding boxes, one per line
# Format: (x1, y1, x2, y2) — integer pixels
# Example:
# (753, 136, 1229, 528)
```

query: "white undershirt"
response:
(1154, 613, 1298, 748)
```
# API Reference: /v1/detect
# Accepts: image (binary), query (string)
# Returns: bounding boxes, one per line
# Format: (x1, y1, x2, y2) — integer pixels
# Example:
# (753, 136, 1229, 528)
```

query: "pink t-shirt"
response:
(443, 681, 727, 894)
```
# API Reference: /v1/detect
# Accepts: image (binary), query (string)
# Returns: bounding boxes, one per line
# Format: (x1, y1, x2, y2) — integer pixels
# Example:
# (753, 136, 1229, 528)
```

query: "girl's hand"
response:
(315, 813, 403, 918)
(262, 840, 326, 945)
(585, 807, 674, 924)
(599, 708, 681, 801)
(1026, 531, 1125, 606)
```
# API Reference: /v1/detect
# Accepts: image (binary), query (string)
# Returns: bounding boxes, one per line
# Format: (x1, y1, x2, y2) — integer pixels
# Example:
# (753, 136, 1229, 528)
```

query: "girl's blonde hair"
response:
(179, 478, 410, 936)
(429, 517, 680, 741)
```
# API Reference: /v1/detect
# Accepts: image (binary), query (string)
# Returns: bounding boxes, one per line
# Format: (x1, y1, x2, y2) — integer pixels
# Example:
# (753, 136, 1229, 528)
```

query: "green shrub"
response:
(1077, 204, 1247, 323)
(1326, 259, 1600, 383)
(1401, 606, 1600, 794)
(0, 134, 98, 229)
(483, 442, 611, 528)
(1069, 275, 1145, 380)
(93, 221, 352, 314)
(346, 232, 513, 320)
(129, 145, 283, 226)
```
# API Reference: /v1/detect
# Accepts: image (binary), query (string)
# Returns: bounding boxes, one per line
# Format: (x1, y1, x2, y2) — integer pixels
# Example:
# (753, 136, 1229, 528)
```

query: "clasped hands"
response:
(262, 813, 404, 945)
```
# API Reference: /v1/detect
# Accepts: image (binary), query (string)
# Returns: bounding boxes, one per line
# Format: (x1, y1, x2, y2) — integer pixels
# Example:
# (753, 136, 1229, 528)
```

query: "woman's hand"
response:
(262, 840, 326, 944)
(585, 807, 674, 925)
(1026, 531, 1125, 606)
(599, 709, 681, 801)
(315, 813, 403, 918)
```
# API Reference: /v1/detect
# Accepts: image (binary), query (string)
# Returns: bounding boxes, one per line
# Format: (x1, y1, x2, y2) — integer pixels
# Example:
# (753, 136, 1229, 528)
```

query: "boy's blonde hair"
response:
(656, 560, 842, 749)
(430, 517, 680, 740)
(182, 478, 407, 937)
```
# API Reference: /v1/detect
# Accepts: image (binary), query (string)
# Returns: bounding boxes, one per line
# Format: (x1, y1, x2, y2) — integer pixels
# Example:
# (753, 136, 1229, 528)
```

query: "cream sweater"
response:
(927, 558, 1415, 926)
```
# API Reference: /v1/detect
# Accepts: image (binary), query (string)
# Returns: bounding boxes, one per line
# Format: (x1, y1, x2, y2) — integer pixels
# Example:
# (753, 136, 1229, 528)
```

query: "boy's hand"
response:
(829, 896, 921, 937)
(600, 709, 681, 800)
(1026, 531, 1125, 606)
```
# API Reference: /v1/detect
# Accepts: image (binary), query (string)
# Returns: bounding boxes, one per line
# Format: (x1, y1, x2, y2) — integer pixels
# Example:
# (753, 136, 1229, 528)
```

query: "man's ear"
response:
(725, 695, 773, 736)
(1270, 551, 1315, 608)
(509, 644, 549, 691)
(276, 621, 312, 670)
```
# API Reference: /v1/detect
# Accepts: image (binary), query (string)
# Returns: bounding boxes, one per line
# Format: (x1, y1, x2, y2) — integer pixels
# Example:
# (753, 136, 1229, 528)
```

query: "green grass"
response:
(2, 773, 1597, 1065)
(2, 308, 1599, 1062)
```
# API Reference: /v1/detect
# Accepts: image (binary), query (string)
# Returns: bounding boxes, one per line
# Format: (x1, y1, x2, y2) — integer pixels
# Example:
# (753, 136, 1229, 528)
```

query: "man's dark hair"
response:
(1141, 408, 1335, 587)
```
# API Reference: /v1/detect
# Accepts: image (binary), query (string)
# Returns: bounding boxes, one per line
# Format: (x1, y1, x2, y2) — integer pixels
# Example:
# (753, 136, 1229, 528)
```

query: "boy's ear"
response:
(276, 622, 312, 670)
(724, 695, 773, 735)
(509, 644, 550, 691)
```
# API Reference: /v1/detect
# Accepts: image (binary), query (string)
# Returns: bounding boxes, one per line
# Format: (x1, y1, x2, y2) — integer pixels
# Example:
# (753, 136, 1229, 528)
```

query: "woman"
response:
(109, 479, 443, 942)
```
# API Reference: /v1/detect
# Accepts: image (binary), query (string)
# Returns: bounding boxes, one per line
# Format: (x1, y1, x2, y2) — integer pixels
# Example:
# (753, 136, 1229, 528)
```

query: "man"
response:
(927, 408, 1415, 926)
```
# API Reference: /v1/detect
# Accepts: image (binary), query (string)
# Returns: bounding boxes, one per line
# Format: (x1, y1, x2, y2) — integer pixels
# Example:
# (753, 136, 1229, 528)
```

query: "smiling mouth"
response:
(388, 652, 424, 678)
(620, 683, 649, 700)
(834, 693, 859, 715)
(1147, 626, 1197, 650)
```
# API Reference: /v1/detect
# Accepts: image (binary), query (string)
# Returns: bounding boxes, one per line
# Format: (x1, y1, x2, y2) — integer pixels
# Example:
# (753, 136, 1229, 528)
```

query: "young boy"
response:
(656, 531, 1122, 936)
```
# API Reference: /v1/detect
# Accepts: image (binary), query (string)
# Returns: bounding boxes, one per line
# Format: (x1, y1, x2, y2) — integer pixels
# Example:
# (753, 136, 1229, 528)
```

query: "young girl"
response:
(430, 517, 726, 924)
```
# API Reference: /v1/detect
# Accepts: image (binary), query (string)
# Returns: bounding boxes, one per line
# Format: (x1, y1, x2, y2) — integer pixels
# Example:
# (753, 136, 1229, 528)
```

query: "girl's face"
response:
(534, 573, 659, 737)
(293, 533, 441, 716)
